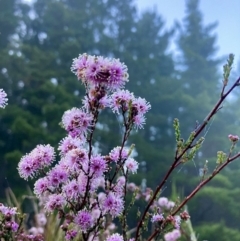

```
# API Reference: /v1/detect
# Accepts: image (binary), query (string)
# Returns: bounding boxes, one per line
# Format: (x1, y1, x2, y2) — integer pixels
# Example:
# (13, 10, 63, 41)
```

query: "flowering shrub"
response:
(0, 202, 44, 240)
(0, 53, 240, 241)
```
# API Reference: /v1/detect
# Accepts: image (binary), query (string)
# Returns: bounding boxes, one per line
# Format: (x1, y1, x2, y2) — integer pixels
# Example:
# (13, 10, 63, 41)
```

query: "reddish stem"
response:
(148, 151, 240, 241)
(135, 77, 240, 241)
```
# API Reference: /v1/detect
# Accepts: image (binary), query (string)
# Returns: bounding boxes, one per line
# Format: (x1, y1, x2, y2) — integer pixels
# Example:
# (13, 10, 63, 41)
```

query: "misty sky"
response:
(137, 0, 240, 67)
(21, 0, 240, 68)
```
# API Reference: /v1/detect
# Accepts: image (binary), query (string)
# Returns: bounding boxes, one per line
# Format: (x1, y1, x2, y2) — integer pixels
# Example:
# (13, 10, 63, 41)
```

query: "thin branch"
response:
(148, 152, 240, 241)
(135, 77, 240, 241)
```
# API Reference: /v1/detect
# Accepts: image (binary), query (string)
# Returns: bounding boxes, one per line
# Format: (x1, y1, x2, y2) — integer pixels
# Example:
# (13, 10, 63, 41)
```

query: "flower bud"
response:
(228, 134, 239, 142)
(180, 211, 190, 221)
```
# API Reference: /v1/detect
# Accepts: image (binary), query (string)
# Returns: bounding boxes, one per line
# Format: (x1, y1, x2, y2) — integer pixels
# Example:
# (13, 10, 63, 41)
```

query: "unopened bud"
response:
(180, 211, 190, 221)
(228, 134, 239, 142)
(5, 213, 12, 221)
(61, 224, 69, 231)
(5, 222, 12, 230)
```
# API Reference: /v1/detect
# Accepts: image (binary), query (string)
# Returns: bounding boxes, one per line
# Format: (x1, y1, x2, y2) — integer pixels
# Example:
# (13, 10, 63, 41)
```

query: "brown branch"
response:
(171, 152, 240, 216)
(135, 77, 240, 241)
(148, 151, 240, 241)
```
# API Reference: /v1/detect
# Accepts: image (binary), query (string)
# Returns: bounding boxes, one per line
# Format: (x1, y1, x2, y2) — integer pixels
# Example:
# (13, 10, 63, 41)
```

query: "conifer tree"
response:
(0, 0, 176, 195)
(176, 0, 222, 160)
(175, 0, 240, 236)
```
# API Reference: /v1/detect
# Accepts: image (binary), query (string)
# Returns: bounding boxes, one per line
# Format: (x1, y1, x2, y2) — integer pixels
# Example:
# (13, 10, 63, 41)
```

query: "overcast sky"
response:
(137, 0, 240, 67)
(22, 0, 240, 68)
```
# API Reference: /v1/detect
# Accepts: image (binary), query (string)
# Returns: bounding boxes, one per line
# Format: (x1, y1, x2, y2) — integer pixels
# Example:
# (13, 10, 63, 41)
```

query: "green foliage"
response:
(189, 186, 240, 229)
(195, 222, 240, 241)
(217, 151, 227, 164)
(223, 53, 234, 85)
(0, 0, 19, 48)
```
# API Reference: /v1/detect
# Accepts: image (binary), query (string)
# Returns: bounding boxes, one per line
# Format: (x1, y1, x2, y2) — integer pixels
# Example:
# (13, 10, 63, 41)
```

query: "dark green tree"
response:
(0, 0, 177, 197)
(174, 0, 233, 183)
(175, 0, 240, 236)
(176, 0, 221, 148)
(0, 0, 21, 197)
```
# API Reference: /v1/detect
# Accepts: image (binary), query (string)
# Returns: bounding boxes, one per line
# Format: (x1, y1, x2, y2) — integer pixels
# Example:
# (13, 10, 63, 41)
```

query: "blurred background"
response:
(0, 0, 240, 240)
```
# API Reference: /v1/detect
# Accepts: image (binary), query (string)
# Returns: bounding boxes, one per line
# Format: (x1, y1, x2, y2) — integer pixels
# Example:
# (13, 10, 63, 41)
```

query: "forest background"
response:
(1, 0, 240, 240)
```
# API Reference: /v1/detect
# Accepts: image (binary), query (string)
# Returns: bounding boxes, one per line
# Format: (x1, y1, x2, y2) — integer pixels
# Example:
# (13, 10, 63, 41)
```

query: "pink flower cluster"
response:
(111, 90, 151, 129)
(106, 233, 124, 241)
(71, 54, 129, 90)
(28, 213, 47, 236)
(164, 229, 181, 241)
(18, 144, 55, 180)
(158, 197, 175, 210)
(0, 203, 44, 240)
(228, 134, 239, 142)
(62, 108, 93, 138)
(0, 89, 8, 108)
(0, 203, 19, 236)
(16, 54, 169, 240)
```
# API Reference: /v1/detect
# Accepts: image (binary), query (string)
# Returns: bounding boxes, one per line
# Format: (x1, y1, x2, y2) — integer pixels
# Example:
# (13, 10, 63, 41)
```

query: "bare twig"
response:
(135, 76, 240, 241)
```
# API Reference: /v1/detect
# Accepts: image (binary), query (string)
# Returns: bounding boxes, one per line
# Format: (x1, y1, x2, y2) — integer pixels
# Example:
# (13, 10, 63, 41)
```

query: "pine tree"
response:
(0, 0, 178, 197)
(175, 0, 240, 235)
(176, 0, 223, 161)
(0, 0, 22, 197)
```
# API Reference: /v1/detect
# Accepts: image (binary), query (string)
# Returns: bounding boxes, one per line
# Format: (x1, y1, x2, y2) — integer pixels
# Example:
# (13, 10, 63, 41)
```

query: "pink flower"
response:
(65, 229, 78, 240)
(85, 56, 109, 84)
(102, 192, 124, 217)
(45, 194, 66, 212)
(82, 86, 111, 110)
(18, 154, 34, 179)
(91, 208, 101, 221)
(110, 90, 134, 114)
(110, 90, 150, 129)
(31, 144, 55, 167)
(158, 197, 169, 207)
(157, 197, 175, 210)
(164, 229, 181, 241)
(34, 177, 49, 196)
(127, 182, 138, 192)
(151, 214, 164, 223)
(173, 216, 181, 229)
(58, 136, 84, 156)
(47, 165, 68, 187)
(62, 179, 81, 201)
(166, 201, 175, 210)
(132, 97, 151, 115)
(133, 114, 146, 129)
(116, 176, 126, 186)
(0, 89, 8, 108)
(109, 146, 128, 162)
(36, 213, 47, 226)
(106, 233, 124, 241)
(0, 204, 17, 216)
(124, 158, 138, 174)
(71, 54, 129, 90)
(98, 95, 111, 108)
(77, 172, 88, 193)
(11, 221, 19, 232)
(113, 176, 126, 196)
(90, 155, 107, 177)
(64, 147, 88, 173)
(74, 210, 94, 232)
(18, 144, 55, 180)
(62, 108, 93, 138)
(228, 134, 239, 142)
(108, 58, 129, 89)
(71, 53, 88, 81)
